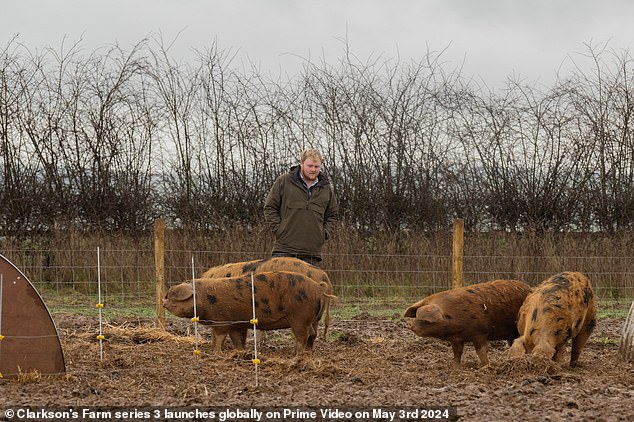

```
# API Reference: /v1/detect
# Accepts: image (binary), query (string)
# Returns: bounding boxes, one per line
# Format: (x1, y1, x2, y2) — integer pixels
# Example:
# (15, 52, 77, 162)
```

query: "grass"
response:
(47, 298, 631, 320)
(593, 336, 620, 347)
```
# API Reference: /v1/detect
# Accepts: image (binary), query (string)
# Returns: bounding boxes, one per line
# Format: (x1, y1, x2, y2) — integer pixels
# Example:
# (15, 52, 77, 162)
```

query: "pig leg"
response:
(291, 324, 311, 355)
(553, 345, 566, 362)
(307, 322, 319, 349)
(570, 329, 592, 367)
(450, 341, 465, 369)
(212, 326, 230, 353)
(509, 337, 526, 357)
(472, 336, 490, 367)
(228, 328, 247, 349)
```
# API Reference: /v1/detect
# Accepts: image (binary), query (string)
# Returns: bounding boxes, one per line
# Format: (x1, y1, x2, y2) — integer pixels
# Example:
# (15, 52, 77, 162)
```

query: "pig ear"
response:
(403, 306, 418, 318)
(415, 304, 444, 323)
(172, 284, 194, 301)
(403, 298, 428, 317)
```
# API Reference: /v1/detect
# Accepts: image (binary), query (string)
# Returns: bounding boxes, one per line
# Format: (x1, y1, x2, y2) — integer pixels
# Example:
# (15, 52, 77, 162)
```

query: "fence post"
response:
(452, 218, 464, 289)
(154, 218, 166, 328)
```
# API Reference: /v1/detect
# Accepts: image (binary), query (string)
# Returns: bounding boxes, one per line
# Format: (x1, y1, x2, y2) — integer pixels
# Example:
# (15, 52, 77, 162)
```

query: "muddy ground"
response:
(0, 311, 632, 421)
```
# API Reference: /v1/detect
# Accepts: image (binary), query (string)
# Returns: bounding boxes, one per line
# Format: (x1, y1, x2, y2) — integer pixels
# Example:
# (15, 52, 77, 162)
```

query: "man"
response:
(264, 149, 339, 265)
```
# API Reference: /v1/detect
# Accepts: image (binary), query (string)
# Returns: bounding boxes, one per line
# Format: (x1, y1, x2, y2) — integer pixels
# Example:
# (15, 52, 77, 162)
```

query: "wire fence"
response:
(2, 247, 633, 315)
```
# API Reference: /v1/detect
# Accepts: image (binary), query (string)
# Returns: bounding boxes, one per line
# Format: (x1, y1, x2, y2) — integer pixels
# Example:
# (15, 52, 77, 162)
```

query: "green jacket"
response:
(264, 165, 339, 259)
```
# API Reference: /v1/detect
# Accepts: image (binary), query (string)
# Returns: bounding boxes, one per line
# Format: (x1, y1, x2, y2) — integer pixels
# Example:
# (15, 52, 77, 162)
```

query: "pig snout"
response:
(405, 318, 426, 336)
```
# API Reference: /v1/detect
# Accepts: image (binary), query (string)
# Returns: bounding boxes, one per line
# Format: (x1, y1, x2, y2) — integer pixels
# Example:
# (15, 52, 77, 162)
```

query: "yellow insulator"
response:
(193, 349, 202, 356)
(0, 372, 3, 379)
(95, 303, 104, 308)
(0, 334, 4, 341)
(252, 358, 261, 365)
(250, 318, 258, 325)
(96, 335, 105, 340)
(191, 316, 200, 322)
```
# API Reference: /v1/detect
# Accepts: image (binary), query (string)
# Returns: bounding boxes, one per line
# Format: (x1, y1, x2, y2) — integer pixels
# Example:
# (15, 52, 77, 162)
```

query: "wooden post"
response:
(619, 300, 634, 363)
(451, 218, 464, 289)
(154, 218, 166, 328)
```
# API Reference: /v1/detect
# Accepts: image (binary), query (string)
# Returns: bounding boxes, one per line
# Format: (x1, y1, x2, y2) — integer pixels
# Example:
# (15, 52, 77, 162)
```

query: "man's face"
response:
(300, 157, 321, 183)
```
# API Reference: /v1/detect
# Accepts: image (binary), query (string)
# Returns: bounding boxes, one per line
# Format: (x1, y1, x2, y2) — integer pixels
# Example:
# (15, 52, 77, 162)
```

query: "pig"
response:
(163, 271, 333, 354)
(202, 257, 335, 344)
(509, 271, 596, 367)
(404, 279, 532, 369)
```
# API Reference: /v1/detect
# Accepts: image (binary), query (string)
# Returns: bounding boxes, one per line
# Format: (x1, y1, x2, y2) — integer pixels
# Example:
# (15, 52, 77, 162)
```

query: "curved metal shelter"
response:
(0, 253, 66, 378)
(620, 300, 634, 363)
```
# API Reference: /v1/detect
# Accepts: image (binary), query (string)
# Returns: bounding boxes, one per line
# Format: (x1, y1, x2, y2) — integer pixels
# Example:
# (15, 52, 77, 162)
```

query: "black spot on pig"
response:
(232, 278, 243, 290)
(542, 284, 566, 296)
(530, 328, 537, 336)
(466, 289, 477, 294)
(278, 304, 285, 313)
(224, 272, 231, 278)
(242, 260, 263, 273)
(583, 287, 593, 305)
(243, 280, 256, 294)
(256, 274, 267, 282)
(286, 273, 303, 287)
(551, 274, 571, 287)
(295, 288, 308, 302)
(207, 295, 217, 305)
(531, 308, 538, 322)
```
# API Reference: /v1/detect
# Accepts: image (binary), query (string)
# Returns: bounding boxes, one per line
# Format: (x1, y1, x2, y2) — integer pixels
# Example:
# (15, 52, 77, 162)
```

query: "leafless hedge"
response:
(1, 37, 634, 236)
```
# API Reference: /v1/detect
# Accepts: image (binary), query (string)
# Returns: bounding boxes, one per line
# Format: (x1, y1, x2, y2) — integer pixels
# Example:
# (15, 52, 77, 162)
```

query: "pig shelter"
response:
(0, 253, 66, 378)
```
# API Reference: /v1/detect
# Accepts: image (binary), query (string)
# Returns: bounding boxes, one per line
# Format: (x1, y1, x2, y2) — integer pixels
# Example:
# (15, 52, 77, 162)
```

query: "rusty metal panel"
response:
(0, 254, 66, 378)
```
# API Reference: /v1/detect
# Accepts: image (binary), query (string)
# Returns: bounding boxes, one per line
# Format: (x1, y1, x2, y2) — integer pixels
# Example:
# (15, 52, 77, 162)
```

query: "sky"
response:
(2, 0, 634, 90)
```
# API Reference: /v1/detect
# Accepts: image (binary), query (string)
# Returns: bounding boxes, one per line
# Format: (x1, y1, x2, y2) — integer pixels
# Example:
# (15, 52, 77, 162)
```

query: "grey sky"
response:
(2, 0, 633, 89)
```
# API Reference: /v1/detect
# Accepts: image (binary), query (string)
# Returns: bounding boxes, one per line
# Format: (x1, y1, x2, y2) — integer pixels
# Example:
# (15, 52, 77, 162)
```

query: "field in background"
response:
(1, 227, 634, 316)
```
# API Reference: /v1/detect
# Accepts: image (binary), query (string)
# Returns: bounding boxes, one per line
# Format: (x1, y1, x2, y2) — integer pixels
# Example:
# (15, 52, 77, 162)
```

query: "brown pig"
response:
(202, 257, 335, 343)
(509, 271, 596, 367)
(163, 271, 332, 354)
(404, 279, 532, 369)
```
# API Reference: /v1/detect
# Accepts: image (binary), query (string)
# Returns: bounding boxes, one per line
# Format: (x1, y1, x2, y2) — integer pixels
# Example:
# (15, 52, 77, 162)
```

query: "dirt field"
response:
(1, 310, 633, 421)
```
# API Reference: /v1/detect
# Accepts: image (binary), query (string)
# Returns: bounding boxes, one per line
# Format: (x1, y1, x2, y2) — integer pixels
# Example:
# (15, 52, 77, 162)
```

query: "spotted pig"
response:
(404, 279, 532, 369)
(202, 257, 334, 341)
(163, 271, 332, 354)
(510, 271, 596, 367)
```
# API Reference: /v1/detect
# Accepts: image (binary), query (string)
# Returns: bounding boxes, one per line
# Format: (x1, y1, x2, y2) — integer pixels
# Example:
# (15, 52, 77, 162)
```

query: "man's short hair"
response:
(301, 148, 323, 163)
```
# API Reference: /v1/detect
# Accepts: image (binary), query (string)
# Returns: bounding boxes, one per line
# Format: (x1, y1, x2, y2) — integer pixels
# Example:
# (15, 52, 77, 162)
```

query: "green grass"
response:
(592, 336, 619, 347)
(43, 293, 632, 320)
(50, 305, 157, 318)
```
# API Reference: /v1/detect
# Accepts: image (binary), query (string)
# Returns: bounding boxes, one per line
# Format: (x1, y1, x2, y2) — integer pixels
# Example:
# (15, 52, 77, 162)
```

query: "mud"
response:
(0, 312, 632, 421)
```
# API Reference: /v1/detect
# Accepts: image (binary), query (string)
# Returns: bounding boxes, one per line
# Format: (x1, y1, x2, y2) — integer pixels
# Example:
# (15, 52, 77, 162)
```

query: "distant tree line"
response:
(1, 36, 633, 237)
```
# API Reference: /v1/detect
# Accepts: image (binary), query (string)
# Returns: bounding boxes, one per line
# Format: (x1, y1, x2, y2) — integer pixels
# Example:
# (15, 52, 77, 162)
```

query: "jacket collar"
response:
(290, 165, 330, 187)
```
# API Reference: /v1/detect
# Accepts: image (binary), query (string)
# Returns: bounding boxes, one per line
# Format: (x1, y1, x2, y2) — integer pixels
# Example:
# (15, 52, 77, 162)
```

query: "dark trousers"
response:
(272, 251, 322, 266)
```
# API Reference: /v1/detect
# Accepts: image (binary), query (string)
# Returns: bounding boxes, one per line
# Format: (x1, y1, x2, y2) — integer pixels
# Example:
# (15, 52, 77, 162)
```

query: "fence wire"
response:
(1, 248, 633, 314)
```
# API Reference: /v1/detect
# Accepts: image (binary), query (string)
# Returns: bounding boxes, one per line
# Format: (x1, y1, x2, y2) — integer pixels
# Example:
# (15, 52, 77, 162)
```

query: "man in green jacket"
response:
(264, 149, 339, 265)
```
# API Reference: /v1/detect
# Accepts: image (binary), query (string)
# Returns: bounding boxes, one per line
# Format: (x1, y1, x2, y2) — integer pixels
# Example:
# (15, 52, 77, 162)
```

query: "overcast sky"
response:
(2, 0, 633, 89)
